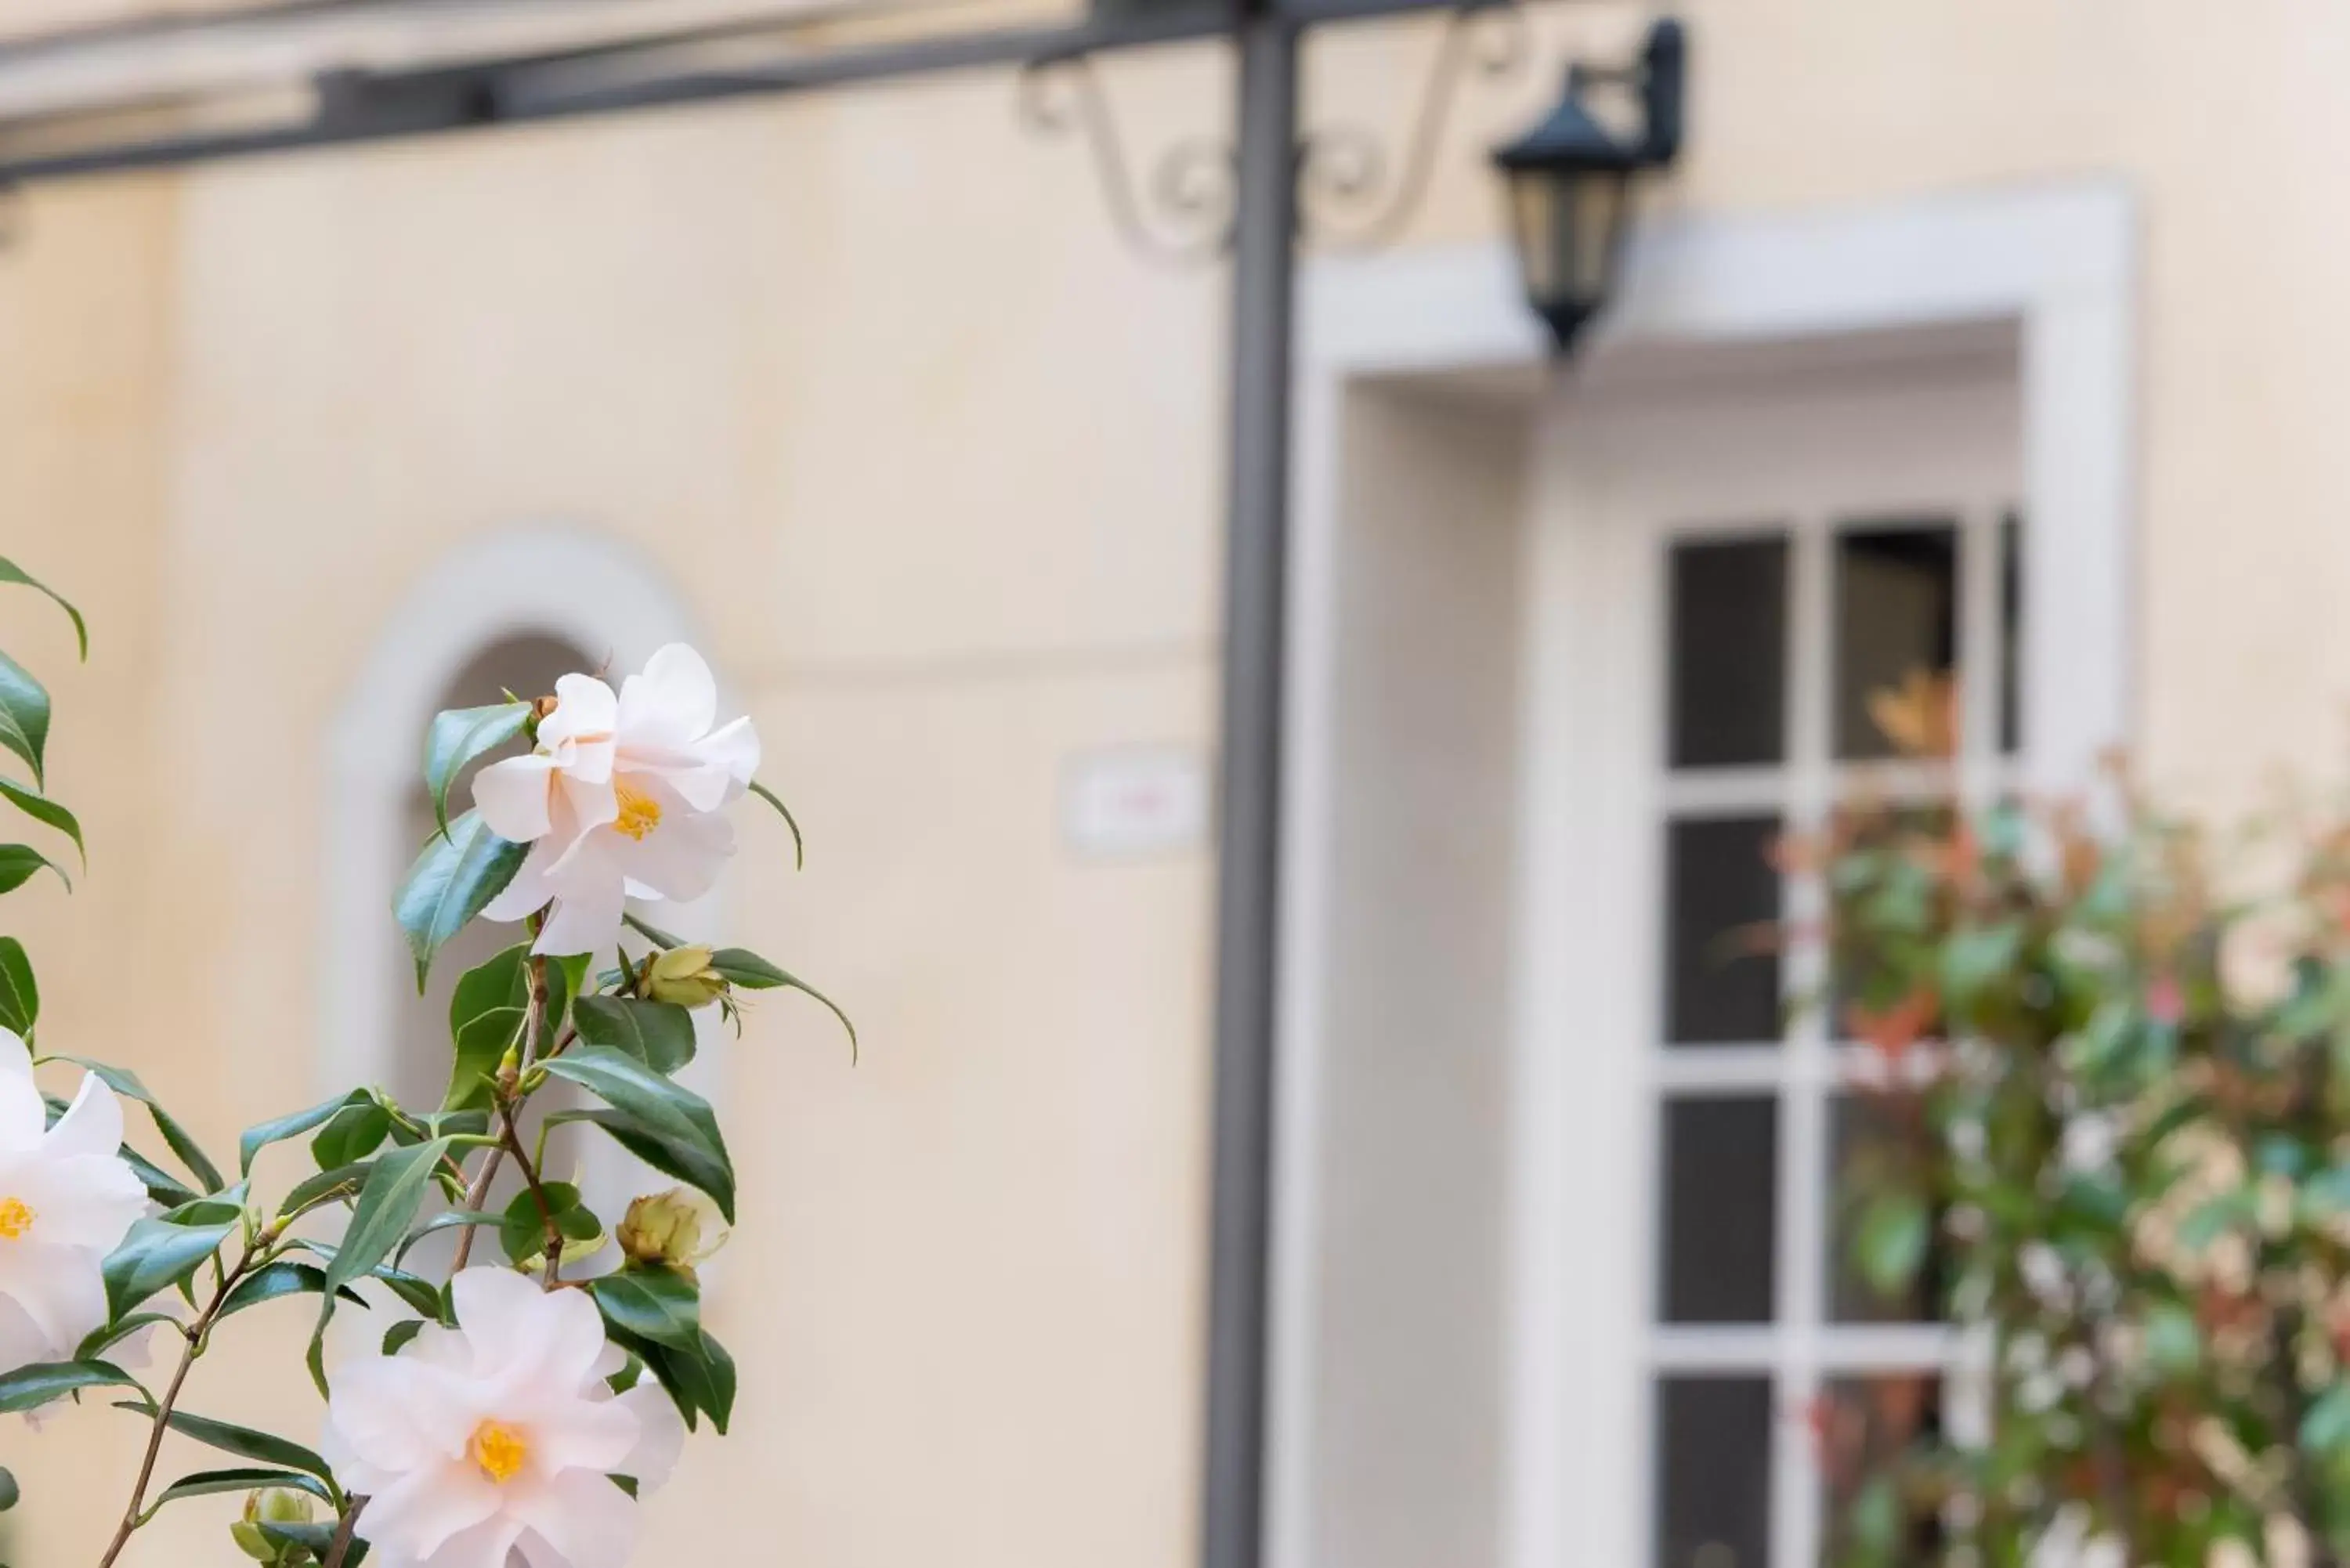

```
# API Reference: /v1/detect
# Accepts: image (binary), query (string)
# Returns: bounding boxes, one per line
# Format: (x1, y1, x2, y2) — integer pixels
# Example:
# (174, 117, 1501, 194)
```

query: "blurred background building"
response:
(0, 1, 2326, 1566)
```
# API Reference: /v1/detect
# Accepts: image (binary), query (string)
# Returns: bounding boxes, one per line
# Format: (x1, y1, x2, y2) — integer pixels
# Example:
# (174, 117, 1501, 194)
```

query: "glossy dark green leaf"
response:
(149, 1466, 334, 1512)
(544, 1046, 734, 1221)
(311, 1103, 392, 1170)
(708, 948, 856, 1057)
(392, 1208, 504, 1268)
(498, 1181, 598, 1266)
(424, 702, 533, 839)
(621, 912, 689, 950)
(0, 844, 64, 895)
(0, 557, 88, 659)
(747, 780, 804, 869)
(394, 811, 528, 989)
(103, 1217, 234, 1319)
(258, 1520, 367, 1564)
(218, 1263, 364, 1323)
(277, 1161, 372, 1223)
(0, 1465, 16, 1511)
(571, 995, 696, 1075)
(382, 1318, 426, 1356)
(0, 782, 84, 871)
(605, 1322, 736, 1434)
(0, 1359, 138, 1414)
(588, 1269, 701, 1353)
(445, 943, 572, 1111)
(0, 937, 36, 1035)
(0, 650, 49, 790)
(240, 1092, 367, 1178)
(44, 1056, 222, 1192)
(116, 1402, 335, 1481)
(77, 1311, 179, 1363)
(322, 1138, 452, 1302)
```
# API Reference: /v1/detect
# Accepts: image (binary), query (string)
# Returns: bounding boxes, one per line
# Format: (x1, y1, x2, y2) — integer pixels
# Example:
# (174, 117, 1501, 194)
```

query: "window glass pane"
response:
(1827, 1093, 1945, 1324)
(1818, 1375, 1943, 1566)
(2001, 512, 2024, 755)
(1656, 1375, 1773, 1568)
(1668, 535, 1788, 769)
(1661, 1096, 1777, 1324)
(1665, 815, 1783, 1046)
(1833, 522, 1959, 760)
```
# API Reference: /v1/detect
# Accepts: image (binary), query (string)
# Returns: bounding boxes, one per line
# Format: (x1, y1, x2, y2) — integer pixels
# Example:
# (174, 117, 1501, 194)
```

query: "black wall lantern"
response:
(1491, 17, 1687, 355)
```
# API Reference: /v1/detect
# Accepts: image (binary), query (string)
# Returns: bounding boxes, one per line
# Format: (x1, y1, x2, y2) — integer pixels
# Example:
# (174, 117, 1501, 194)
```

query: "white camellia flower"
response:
(473, 645, 759, 958)
(322, 1268, 685, 1568)
(0, 1028, 147, 1376)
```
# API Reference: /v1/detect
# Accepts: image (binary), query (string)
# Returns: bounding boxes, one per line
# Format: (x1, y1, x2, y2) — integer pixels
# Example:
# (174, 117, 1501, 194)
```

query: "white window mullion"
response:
(1773, 518, 1833, 1568)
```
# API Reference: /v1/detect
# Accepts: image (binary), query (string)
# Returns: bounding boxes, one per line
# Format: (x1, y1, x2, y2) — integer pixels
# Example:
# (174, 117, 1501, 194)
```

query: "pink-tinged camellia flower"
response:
(321, 1268, 684, 1568)
(0, 1028, 147, 1376)
(473, 645, 759, 958)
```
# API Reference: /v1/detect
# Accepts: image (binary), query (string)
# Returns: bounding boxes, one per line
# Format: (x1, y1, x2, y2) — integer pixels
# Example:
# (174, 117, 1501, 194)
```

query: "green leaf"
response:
(0, 780, 79, 869)
(0, 844, 65, 895)
(44, 1057, 223, 1192)
(277, 1161, 373, 1223)
(103, 1217, 235, 1319)
(0, 1359, 138, 1414)
(0, 650, 49, 790)
(0, 1465, 16, 1511)
(424, 702, 533, 840)
(311, 1103, 392, 1170)
(393, 811, 528, 990)
(588, 1269, 702, 1353)
(445, 943, 571, 1111)
(572, 996, 696, 1075)
(322, 1139, 453, 1302)
(383, 1319, 426, 1355)
(498, 1182, 598, 1266)
(2179, 1189, 2256, 1252)
(116, 1403, 335, 1481)
(707, 948, 857, 1057)
(218, 1263, 364, 1323)
(393, 1208, 505, 1267)
(258, 1520, 368, 1563)
(0, 556, 89, 659)
(77, 1311, 179, 1363)
(0, 936, 36, 1035)
(149, 1466, 334, 1513)
(747, 780, 804, 869)
(622, 912, 689, 950)
(606, 1322, 736, 1433)
(119, 1143, 198, 1209)
(544, 1046, 735, 1222)
(1852, 1190, 1931, 1297)
(1939, 920, 2026, 1013)
(240, 1092, 367, 1178)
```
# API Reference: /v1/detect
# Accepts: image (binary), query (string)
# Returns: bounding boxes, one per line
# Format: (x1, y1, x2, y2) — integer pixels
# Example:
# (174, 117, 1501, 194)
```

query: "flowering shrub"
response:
(1820, 708, 2350, 1566)
(0, 559, 849, 1566)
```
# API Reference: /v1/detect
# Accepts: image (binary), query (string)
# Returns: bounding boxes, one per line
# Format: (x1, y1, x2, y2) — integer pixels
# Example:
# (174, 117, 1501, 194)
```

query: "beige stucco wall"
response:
(1, 0, 2347, 1561)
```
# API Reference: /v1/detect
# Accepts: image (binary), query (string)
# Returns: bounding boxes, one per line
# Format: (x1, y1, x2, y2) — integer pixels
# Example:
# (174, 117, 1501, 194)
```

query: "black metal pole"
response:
(1202, 6, 1296, 1568)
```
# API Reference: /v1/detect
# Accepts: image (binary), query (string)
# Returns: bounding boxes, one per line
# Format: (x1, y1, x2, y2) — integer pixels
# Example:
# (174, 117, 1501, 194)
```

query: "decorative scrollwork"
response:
(1297, 0, 1529, 249)
(1018, 51, 1238, 269)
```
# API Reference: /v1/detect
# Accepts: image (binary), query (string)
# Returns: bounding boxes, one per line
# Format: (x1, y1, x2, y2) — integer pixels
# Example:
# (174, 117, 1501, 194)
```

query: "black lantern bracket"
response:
(1490, 16, 1687, 352)
(1018, 0, 1531, 268)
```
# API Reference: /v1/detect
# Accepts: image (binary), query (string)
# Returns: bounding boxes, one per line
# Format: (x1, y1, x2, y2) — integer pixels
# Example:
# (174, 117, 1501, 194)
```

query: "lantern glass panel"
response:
(1509, 165, 1629, 317)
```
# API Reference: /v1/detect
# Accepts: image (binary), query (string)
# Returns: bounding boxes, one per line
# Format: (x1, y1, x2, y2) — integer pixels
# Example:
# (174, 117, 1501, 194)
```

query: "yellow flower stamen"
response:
(468, 1420, 529, 1485)
(0, 1198, 34, 1241)
(613, 781, 663, 842)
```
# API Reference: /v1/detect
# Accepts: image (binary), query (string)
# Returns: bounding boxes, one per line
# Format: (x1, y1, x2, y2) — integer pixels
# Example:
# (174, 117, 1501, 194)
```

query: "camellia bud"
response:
(233, 1488, 316, 1563)
(617, 1187, 708, 1274)
(644, 945, 728, 1009)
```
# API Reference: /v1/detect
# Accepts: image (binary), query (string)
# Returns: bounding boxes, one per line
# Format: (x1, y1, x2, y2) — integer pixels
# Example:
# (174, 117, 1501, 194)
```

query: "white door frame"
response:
(1272, 182, 2138, 1568)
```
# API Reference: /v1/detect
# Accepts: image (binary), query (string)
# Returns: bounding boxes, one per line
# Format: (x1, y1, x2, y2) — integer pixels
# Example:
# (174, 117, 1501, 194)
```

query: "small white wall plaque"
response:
(1061, 746, 1209, 861)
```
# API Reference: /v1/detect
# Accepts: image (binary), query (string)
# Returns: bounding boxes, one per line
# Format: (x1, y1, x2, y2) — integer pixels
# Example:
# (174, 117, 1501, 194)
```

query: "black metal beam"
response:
(1201, 7, 1294, 1566)
(0, 0, 1462, 184)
